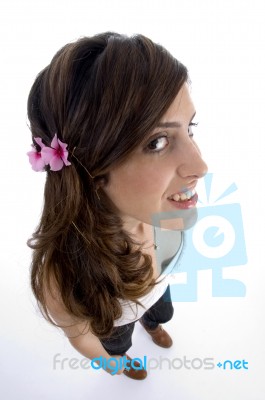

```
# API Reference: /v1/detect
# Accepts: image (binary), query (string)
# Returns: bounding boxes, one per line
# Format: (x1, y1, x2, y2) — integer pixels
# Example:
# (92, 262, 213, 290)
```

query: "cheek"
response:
(105, 172, 165, 205)
(104, 159, 173, 207)
(128, 164, 173, 199)
(120, 175, 157, 197)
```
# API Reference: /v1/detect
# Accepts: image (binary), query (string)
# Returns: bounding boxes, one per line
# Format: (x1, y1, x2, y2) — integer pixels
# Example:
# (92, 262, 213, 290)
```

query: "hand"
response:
(92, 354, 126, 376)
(106, 354, 126, 376)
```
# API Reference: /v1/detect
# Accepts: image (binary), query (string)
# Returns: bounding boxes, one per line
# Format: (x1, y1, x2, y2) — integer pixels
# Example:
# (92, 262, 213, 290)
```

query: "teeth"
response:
(172, 194, 180, 201)
(180, 193, 187, 201)
(170, 189, 196, 202)
(186, 190, 194, 199)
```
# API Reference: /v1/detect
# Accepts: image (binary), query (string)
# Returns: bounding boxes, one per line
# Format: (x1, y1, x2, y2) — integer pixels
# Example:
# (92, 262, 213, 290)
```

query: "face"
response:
(103, 83, 208, 231)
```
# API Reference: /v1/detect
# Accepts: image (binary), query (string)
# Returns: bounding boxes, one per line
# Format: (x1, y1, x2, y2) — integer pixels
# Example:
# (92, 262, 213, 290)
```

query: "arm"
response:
(44, 283, 125, 375)
(68, 325, 125, 376)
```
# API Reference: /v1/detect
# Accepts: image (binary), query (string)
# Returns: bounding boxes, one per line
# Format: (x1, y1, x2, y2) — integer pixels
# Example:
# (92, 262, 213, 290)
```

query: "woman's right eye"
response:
(146, 135, 169, 153)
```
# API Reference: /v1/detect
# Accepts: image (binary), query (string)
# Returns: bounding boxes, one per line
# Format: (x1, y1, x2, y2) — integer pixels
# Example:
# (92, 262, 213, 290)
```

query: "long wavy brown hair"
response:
(27, 32, 188, 338)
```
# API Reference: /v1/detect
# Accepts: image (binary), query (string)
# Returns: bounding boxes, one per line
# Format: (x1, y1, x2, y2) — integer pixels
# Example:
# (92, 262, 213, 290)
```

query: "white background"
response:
(0, 0, 265, 399)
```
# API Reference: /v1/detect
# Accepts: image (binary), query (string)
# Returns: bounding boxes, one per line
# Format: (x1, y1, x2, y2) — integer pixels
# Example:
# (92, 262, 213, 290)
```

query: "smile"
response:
(167, 188, 198, 209)
(168, 188, 196, 201)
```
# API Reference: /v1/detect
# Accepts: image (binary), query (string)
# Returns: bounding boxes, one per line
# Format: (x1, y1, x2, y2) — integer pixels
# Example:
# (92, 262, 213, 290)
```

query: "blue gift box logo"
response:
(157, 173, 248, 302)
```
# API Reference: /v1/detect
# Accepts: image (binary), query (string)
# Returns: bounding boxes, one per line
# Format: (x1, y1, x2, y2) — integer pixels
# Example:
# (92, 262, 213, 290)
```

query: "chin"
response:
(150, 207, 198, 231)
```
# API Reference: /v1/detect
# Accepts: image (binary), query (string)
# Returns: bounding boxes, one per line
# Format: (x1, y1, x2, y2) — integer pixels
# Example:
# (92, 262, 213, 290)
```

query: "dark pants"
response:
(100, 285, 174, 355)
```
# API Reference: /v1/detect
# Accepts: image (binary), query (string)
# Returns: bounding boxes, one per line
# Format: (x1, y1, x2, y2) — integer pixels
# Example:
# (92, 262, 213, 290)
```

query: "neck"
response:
(121, 214, 142, 232)
(122, 216, 155, 248)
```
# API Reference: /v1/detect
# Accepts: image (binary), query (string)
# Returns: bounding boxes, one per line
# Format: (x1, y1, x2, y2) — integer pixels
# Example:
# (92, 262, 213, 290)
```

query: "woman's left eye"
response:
(147, 135, 169, 152)
(188, 122, 198, 137)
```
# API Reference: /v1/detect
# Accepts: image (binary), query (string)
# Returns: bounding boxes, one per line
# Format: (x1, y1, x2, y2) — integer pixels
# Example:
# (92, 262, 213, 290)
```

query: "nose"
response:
(176, 139, 208, 180)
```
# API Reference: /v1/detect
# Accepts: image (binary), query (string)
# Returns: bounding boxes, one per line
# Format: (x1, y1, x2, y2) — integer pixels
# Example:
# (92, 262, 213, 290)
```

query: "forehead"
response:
(159, 83, 195, 125)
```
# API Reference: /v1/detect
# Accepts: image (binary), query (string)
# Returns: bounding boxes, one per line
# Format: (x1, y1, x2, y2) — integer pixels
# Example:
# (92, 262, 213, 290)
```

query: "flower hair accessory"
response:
(27, 134, 71, 172)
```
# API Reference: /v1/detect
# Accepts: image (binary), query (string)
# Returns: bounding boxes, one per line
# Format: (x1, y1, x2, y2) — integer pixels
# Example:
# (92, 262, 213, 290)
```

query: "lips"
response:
(167, 188, 198, 209)
(168, 188, 196, 202)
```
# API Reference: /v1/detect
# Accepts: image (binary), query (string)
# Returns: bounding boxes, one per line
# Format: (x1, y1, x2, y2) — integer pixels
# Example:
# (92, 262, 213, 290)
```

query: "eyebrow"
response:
(156, 121, 181, 128)
(156, 112, 196, 129)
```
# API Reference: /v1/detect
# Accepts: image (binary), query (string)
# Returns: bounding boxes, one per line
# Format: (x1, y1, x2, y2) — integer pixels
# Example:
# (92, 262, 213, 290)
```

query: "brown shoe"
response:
(139, 319, 173, 348)
(122, 354, 147, 380)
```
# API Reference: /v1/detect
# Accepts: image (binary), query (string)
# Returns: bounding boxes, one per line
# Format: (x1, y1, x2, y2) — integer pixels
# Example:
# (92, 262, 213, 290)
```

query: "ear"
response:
(95, 174, 109, 189)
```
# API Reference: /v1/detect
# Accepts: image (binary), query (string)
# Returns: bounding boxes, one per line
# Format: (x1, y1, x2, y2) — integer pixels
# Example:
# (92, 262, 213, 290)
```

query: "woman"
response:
(27, 32, 207, 380)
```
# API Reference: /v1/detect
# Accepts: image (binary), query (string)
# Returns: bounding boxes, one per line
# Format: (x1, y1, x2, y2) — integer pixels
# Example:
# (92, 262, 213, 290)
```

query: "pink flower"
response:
(41, 134, 71, 171)
(27, 137, 46, 172)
